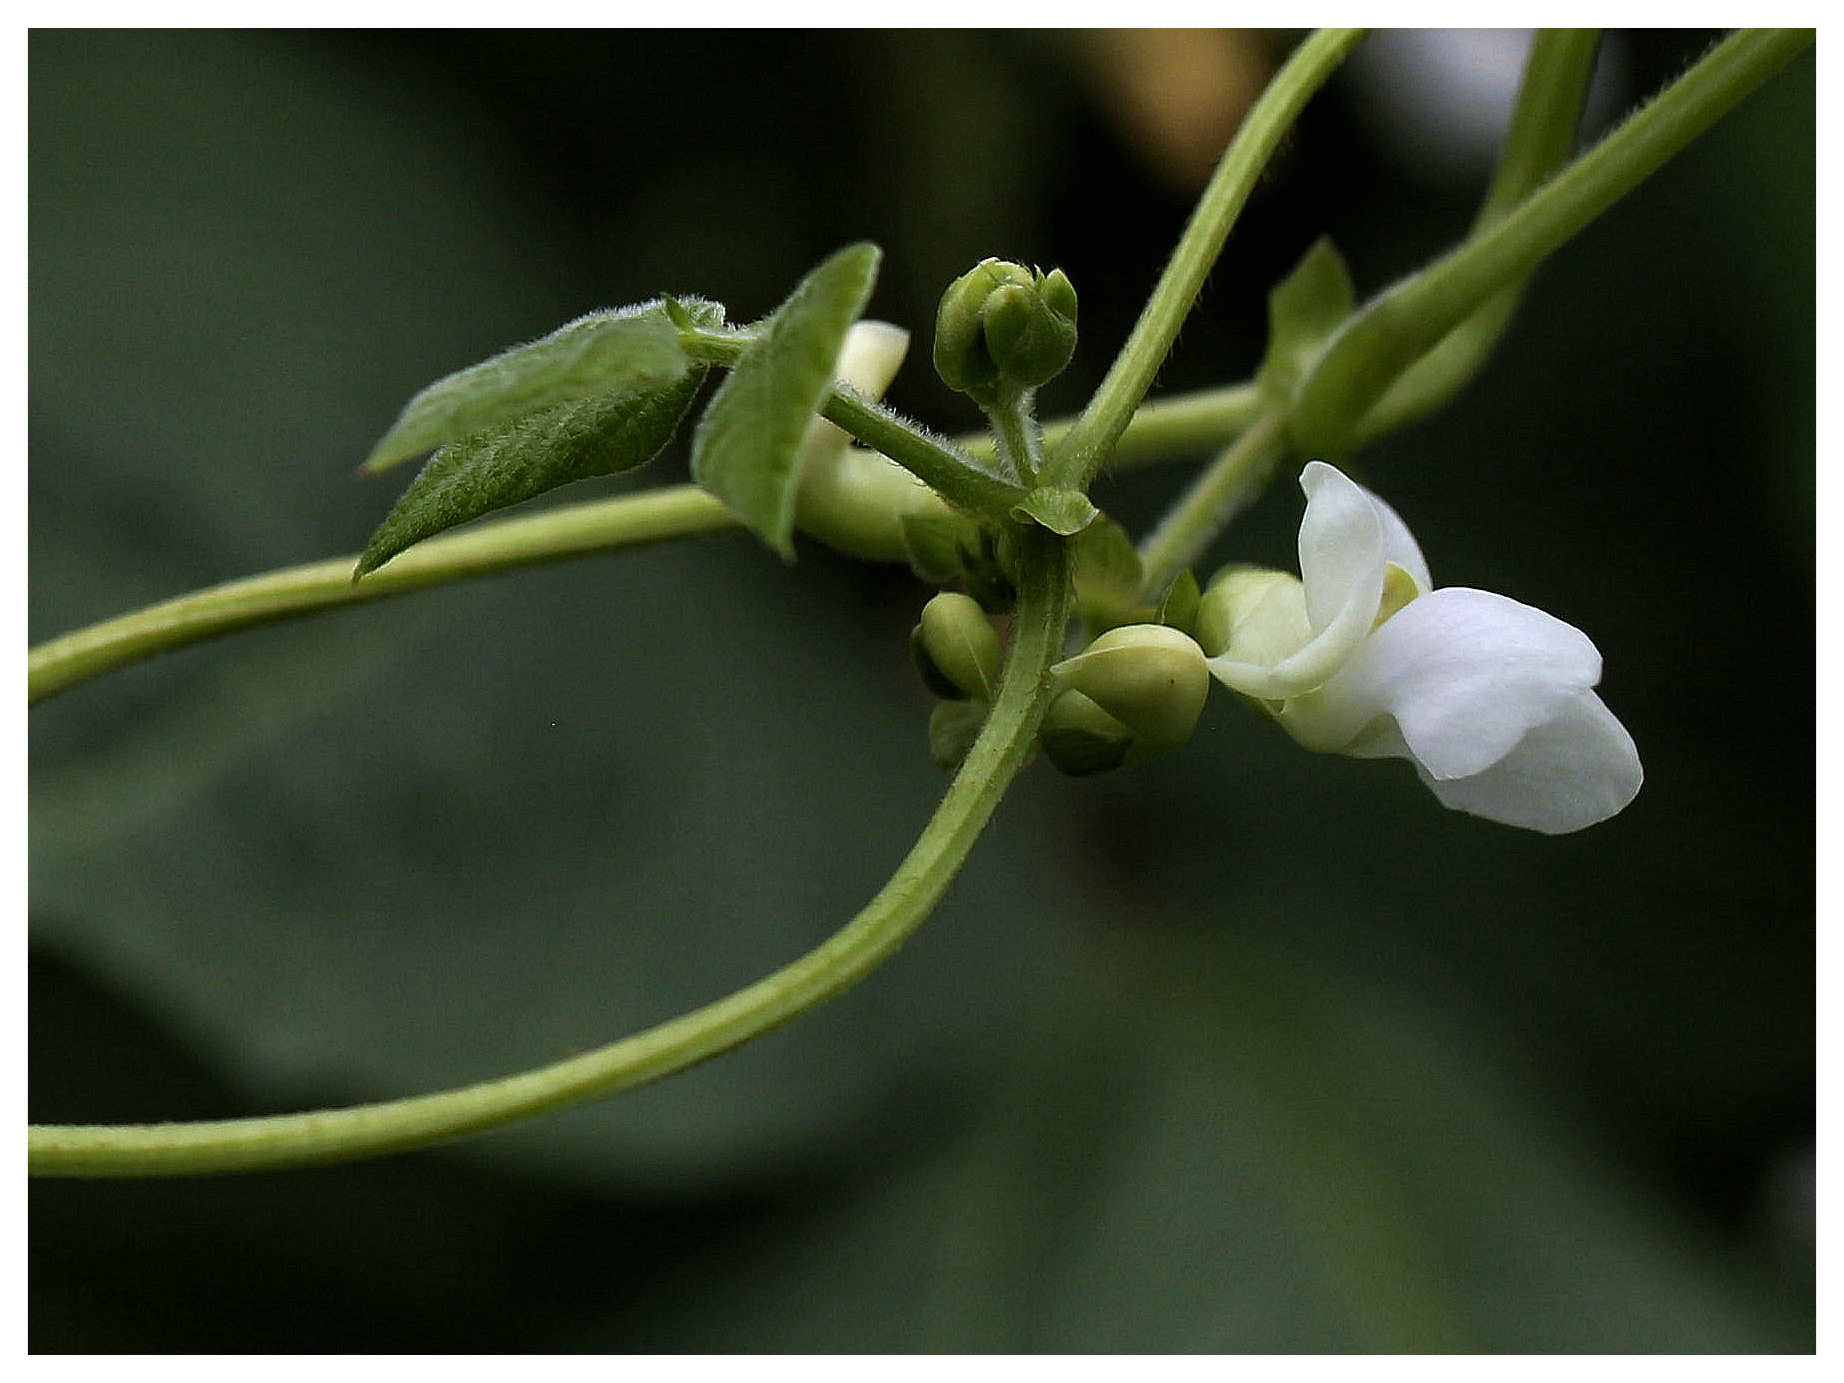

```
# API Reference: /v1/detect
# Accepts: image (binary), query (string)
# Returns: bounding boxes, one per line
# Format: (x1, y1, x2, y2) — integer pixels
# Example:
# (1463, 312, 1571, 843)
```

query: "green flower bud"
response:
(912, 591, 1003, 701)
(1048, 623, 1209, 761)
(1038, 688, 1135, 777)
(933, 259, 1079, 406)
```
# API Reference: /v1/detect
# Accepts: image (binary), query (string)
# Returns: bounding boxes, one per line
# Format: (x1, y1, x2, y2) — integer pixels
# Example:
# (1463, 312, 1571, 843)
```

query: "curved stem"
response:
(1045, 27, 1366, 493)
(1136, 407, 1289, 600)
(30, 527, 1073, 1177)
(28, 485, 735, 706)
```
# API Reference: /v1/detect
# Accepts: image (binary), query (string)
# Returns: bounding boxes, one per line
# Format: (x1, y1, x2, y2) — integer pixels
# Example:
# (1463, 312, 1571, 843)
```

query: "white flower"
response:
(1199, 461, 1642, 833)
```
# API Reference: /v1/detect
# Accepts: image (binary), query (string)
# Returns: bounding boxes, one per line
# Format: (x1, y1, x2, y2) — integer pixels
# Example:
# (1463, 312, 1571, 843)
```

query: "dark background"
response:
(30, 30, 1813, 1352)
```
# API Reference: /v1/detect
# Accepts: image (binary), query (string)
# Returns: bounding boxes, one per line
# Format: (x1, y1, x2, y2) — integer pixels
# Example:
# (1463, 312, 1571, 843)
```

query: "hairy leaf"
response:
(692, 244, 881, 559)
(363, 300, 713, 474)
(355, 368, 710, 577)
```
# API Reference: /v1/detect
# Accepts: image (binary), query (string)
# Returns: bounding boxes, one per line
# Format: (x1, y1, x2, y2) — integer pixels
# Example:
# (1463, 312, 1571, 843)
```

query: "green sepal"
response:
(1070, 514, 1150, 634)
(691, 243, 882, 560)
(1156, 569, 1202, 637)
(1011, 486, 1098, 536)
(1038, 689, 1134, 777)
(362, 299, 716, 474)
(1257, 236, 1356, 409)
(355, 365, 708, 578)
(928, 698, 990, 773)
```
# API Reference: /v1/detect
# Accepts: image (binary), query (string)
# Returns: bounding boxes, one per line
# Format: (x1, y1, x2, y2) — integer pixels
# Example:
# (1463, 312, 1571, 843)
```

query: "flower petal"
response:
(1363, 485, 1432, 594)
(1294, 587, 1605, 776)
(1206, 462, 1385, 699)
(1417, 689, 1643, 833)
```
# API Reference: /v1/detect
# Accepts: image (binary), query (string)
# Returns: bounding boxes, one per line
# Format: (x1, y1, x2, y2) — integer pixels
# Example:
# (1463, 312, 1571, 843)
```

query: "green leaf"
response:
(1257, 236, 1356, 405)
(1010, 486, 1098, 536)
(363, 300, 710, 474)
(354, 366, 709, 577)
(1069, 514, 1148, 633)
(692, 243, 882, 559)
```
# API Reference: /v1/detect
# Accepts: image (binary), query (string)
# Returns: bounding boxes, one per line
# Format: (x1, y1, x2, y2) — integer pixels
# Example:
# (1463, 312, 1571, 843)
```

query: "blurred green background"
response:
(29, 30, 1812, 1352)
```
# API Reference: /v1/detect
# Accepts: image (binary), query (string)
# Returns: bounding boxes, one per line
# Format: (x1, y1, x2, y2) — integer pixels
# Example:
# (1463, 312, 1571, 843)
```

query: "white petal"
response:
(1208, 463, 1385, 699)
(1418, 690, 1643, 833)
(1302, 587, 1605, 776)
(1297, 461, 1387, 635)
(833, 320, 910, 397)
(1362, 486, 1433, 594)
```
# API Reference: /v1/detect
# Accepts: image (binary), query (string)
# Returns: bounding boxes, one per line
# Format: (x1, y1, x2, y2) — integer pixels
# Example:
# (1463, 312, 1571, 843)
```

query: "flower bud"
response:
(911, 591, 1003, 701)
(933, 259, 1079, 406)
(1195, 565, 1308, 663)
(1048, 623, 1209, 761)
(1038, 688, 1134, 777)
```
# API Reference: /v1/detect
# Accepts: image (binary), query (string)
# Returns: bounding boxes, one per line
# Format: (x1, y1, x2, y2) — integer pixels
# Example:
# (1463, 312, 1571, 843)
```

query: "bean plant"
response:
(29, 25, 1810, 1217)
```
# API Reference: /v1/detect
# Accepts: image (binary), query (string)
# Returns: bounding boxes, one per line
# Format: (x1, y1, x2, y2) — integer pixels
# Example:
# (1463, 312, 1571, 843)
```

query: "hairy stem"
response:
(30, 527, 1073, 1177)
(1045, 27, 1366, 493)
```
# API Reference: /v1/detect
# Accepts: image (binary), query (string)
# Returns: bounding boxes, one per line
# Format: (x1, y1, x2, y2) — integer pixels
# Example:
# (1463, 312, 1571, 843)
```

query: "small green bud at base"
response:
(1049, 623, 1209, 760)
(1039, 689, 1134, 777)
(915, 591, 1004, 701)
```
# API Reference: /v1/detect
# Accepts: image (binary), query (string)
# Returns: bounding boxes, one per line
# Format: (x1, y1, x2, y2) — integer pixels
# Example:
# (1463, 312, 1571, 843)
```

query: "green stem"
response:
(1355, 29, 1601, 442)
(1136, 408, 1288, 600)
(1046, 27, 1366, 493)
(683, 325, 1026, 522)
(967, 382, 1263, 474)
(28, 485, 734, 706)
(1294, 27, 1811, 455)
(30, 527, 1073, 1177)
(985, 393, 1044, 485)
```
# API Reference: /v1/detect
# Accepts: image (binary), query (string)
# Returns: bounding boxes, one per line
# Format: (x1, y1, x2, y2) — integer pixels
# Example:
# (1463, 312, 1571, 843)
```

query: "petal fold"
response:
(1418, 690, 1643, 833)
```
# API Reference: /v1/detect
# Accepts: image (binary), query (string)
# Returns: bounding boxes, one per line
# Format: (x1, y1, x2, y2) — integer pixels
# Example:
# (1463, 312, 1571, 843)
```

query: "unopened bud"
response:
(1038, 688, 1135, 777)
(933, 259, 1078, 407)
(1048, 623, 1209, 761)
(912, 591, 1003, 701)
(1195, 565, 1307, 662)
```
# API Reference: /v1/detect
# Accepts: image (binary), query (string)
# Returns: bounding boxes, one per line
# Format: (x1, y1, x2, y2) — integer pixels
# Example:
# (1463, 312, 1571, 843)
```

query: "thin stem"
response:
(1295, 27, 1811, 454)
(985, 394, 1044, 485)
(682, 325, 1026, 523)
(30, 526, 1073, 1177)
(963, 382, 1264, 475)
(1136, 408, 1289, 600)
(1045, 28, 1366, 493)
(28, 485, 734, 706)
